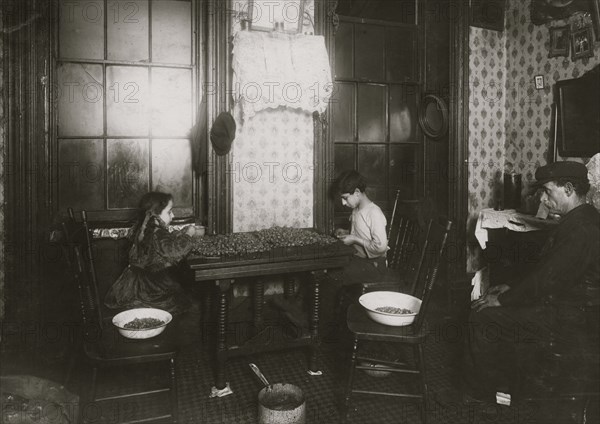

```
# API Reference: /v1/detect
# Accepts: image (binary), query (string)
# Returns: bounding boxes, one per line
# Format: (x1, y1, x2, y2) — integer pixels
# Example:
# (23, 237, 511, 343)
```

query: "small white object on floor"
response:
(307, 370, 323, 376)
(209, 383, 233, 398)
(496, 391, 511, 406)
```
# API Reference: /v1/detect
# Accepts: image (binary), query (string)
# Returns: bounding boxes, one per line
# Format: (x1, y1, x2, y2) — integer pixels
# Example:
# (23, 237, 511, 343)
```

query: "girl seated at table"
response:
(105, 191, 197, 314)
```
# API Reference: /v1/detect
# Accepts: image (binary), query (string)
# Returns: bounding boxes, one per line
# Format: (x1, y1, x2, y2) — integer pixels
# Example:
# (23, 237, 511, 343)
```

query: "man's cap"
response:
(534, 161, 589, 186)
(210, 112, 236, 156)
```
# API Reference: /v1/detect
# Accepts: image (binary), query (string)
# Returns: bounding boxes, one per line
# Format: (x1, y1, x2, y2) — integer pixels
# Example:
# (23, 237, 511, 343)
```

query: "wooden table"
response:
(186, 242, 354, 396)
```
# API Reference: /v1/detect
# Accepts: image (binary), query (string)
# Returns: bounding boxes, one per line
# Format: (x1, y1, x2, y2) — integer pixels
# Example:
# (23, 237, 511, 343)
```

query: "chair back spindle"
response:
(62, 209, 104, 331)
(412, 218, 452, 332)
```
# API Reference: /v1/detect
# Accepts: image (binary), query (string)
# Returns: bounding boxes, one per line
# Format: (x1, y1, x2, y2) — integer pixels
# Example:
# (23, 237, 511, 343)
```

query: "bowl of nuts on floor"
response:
(112, 308, 172, 339)
(359, 291, 421, 326)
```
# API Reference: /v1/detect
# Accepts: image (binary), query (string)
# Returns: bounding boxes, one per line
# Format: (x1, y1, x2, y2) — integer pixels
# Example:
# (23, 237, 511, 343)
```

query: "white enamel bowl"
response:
(112, 308, 172, 339)
(358, 291, 421, 326)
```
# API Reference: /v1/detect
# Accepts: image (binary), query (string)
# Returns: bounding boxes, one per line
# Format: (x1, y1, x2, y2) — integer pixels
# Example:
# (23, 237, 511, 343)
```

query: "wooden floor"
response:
(1, 282, 595, 424)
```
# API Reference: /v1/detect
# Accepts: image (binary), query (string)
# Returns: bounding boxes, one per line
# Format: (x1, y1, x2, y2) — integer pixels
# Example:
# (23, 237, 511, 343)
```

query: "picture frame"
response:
(248, 0, 305, 34)
(570, 26, 594, 60)
(470, 0, 506, 32)
(548, 25, 570, 57)
(592, 0, 600, 41)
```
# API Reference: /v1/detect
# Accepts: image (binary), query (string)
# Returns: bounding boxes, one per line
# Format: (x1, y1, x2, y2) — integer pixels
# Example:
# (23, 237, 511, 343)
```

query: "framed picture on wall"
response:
(571, 26, 594, 60)
(470, 0, 506, 32)
(592, 0, 600, 41)
(549, 26, 570, 57)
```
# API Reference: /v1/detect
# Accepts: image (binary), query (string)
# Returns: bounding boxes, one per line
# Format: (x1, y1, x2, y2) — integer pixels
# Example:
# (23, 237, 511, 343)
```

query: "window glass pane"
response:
(332, 83, 355, 142)
(58, 139, 105, 211)
(59, 1, 105, 60)
(58, 63, 104, 137)
(152, 1, 192, 64)
(355, 24, 384, 81)
(390, 84, 417, 143)
(334, 22, 353, 79)
(357, 84, 386, 142)
(152, 139, 192, 207)
(107, 66, 149, 136)
(151, 68, 193, 137)
(107, 139, 150, 209)
(333, 144, 355, 214)
(107, 0, 149, 61)
(386, 27, 416, 82)
(358, 145, 387, 204)
(389, 145, 416, 198)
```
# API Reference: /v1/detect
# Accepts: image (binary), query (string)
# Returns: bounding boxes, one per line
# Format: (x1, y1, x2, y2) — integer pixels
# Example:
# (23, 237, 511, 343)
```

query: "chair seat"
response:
(347, 304, 427, 344)
(84, 323, 178, 364)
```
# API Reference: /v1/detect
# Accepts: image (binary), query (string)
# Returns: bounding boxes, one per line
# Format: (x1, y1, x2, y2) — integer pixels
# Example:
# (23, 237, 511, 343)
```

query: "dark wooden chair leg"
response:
(415, 344, 428, 424)
(90, 366, 98, 402)
(341, 336, 359, 424)
(169, 358, 178, 423)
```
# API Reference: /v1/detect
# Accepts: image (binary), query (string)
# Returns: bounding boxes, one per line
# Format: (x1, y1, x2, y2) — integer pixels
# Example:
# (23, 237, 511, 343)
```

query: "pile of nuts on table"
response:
(192, 227, 338, 257)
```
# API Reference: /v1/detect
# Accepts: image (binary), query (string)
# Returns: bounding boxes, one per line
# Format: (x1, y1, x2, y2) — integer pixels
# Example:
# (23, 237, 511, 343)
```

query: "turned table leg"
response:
(214, 279, 232, 392)
(308, 270, 325, 374)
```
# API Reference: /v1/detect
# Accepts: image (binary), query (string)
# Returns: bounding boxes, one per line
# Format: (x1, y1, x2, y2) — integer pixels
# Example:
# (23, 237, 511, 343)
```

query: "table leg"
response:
(253, 279, 264, 329)
(308, 270, 324, 375)
(284, 275, 295, 298)
(211, 279, 233, 396)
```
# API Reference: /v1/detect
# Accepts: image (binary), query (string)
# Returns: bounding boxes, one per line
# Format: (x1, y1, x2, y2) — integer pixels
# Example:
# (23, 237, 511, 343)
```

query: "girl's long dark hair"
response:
(132, 192, 173, 246)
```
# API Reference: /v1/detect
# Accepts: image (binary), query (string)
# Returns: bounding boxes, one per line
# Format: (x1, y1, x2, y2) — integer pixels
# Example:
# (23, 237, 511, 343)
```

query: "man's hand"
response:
(485, 284, 511, 296)
(184, 225, 196, 237)
(471, 293, 501, 312)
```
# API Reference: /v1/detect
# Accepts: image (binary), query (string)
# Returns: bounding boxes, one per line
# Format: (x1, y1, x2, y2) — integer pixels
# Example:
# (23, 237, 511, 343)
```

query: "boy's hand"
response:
(338, 234, 356, 245)
(184, 225, 196, 237)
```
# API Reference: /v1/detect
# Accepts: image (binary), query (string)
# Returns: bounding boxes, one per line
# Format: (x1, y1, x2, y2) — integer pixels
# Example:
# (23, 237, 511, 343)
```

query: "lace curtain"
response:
(232, 31, 332, 121)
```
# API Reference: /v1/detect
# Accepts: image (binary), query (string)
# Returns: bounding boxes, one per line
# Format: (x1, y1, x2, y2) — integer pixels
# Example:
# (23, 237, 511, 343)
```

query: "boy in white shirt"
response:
(334, 171, 389, 281)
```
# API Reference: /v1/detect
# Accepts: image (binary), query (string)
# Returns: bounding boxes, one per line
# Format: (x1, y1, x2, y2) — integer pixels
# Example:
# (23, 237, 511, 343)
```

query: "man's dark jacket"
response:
(498, 204, 600, 308)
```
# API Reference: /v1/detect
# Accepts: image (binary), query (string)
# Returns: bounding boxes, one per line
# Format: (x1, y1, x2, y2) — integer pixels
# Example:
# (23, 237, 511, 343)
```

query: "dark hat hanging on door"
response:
(210, 112, 236, 156)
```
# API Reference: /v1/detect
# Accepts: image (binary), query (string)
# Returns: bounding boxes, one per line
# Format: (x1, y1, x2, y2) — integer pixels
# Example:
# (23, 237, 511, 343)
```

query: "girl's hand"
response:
(335, 228, 349, 238)
(184, 225, 196, 237)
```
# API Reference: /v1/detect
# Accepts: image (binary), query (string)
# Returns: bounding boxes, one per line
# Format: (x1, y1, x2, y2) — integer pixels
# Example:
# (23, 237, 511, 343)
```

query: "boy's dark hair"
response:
(334, 170, 367, 195)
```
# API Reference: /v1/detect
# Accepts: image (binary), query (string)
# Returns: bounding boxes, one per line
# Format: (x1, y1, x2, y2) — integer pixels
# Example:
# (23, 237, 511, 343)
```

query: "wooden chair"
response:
(341, 216, 453, 424)
(334, 195, 432, 318)
(61, 209, 179, 424)
(385, 194, 434, 291)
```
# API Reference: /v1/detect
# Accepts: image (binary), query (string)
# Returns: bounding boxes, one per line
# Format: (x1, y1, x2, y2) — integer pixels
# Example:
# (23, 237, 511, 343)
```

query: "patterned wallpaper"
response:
(467, 26, 507, 271)
(504, 0, 600, 183)
(230, 0, 317, 232)
(232, 107, 314, 232)
(467, 0, 600, 272)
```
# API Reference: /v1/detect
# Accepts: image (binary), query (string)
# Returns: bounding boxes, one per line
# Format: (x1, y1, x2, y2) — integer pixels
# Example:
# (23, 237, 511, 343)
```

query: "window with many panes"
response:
(57, 0, 195, 221)
(332, 17, 420, 225)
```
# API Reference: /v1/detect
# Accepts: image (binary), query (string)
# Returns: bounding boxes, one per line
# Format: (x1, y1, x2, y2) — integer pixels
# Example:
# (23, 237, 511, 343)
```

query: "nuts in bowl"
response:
(112, 308, 172, 339)
(359, 291, 421, 326)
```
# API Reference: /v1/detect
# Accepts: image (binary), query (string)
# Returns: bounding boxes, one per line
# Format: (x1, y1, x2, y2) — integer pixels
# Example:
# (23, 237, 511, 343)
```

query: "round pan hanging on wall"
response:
(418, 94, 449, 140)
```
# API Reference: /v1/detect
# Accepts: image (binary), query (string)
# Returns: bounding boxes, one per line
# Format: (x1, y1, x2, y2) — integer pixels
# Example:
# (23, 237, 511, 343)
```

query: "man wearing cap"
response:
(460, 161, 600, 404)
